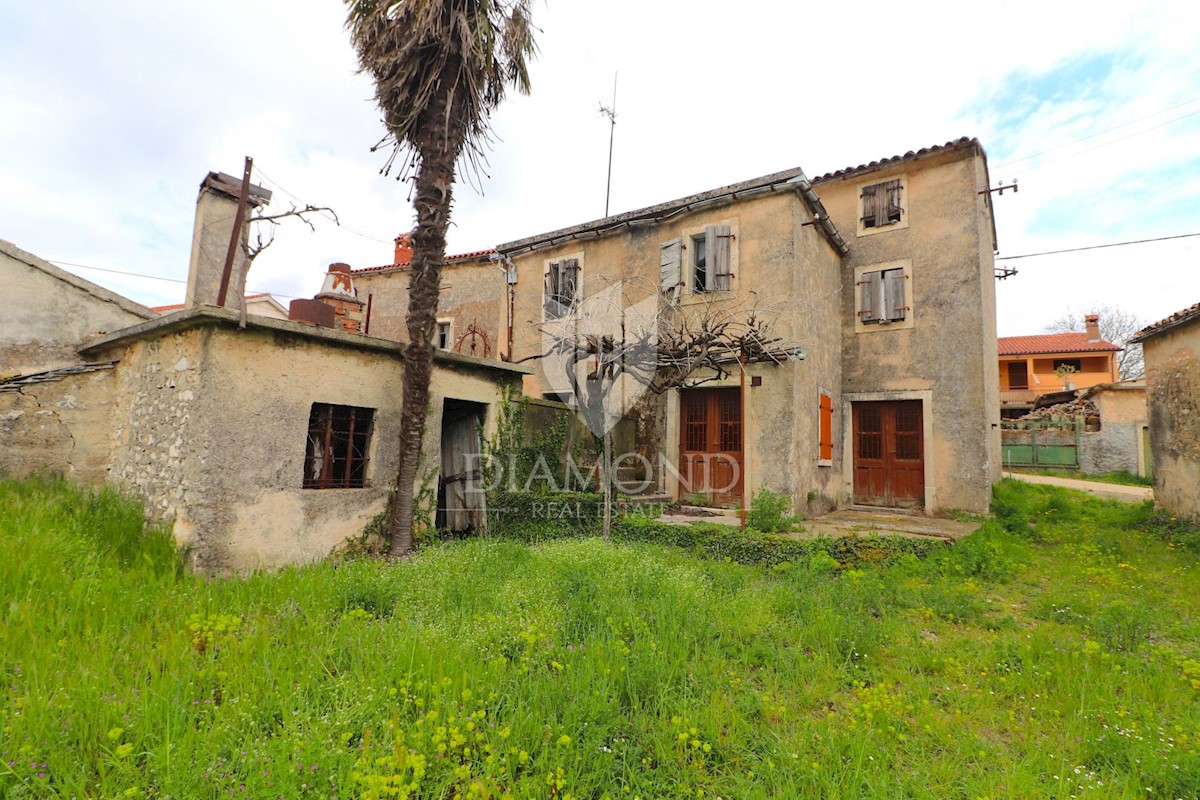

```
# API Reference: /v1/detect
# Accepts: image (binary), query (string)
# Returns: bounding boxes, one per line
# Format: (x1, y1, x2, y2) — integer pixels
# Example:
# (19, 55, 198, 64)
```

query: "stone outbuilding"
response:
(1132, 302, 1200, 519)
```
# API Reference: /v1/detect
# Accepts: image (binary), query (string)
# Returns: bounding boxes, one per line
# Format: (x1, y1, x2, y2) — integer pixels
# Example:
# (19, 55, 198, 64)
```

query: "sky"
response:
(1, 1, 1198, 337)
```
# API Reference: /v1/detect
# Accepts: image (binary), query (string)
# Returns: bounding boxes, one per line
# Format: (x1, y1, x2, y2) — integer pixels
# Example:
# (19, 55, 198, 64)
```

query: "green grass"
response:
(1009, 468, 1155, 487)
(2, 476, 1199, 798)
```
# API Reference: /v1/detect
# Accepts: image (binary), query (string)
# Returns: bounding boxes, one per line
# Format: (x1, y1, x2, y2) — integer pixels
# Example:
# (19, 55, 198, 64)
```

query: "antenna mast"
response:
(599, 73, 617, 217)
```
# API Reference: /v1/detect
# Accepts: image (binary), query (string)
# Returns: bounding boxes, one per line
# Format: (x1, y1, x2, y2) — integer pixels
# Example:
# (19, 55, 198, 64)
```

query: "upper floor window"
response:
(660, 225, 735, 297)
(857, 177, 908, 236)
(543, 257, 580, 319)
(436, 320, 452, 349)
(854, 260, 913, 332)
(304, 403, 374, 489)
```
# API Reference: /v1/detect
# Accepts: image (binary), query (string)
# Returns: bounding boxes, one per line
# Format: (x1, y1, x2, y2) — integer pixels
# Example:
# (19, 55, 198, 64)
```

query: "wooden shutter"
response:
(660, 238, 682, 292)
(561, 258, 580, 310)
(703, 226, 719, 292)
(711, 224, 732, 291)
(819, 391, 833, 461)
(883, 268, 907, 321)
(543, 264, 558, 318)
(861, 183, 877, 227)
(885, 179, 903, 223)
(858, 270, 882, 323)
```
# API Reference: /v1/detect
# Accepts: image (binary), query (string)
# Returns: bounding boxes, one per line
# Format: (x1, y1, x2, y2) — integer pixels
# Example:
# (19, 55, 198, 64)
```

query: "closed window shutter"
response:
(861, 184, 877, 227)
(660, 238, 682, 292)
(884, 268, 907, 321)
(885, 179, 903, 223)
(711, 224, 733, 291)
(819, 391, 833, 461)
(858, 270, 882, 323)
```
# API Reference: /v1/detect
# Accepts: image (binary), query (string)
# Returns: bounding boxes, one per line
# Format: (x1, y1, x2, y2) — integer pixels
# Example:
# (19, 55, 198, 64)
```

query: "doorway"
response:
(679, 387, 743, 506)
(852, 400, 925, 508)
(438, 399, 487, 532)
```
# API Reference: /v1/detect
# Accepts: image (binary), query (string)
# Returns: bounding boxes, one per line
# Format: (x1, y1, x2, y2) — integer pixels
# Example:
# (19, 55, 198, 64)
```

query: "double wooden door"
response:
(852, 400, 924, 508)
(679, 388, 743, 506)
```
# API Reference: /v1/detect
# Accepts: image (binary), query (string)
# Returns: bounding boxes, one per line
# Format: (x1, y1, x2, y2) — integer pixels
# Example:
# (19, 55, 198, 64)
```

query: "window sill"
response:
(680, 290, 736, 306)
(817, 459, 833, 468)
(855, 218, 909, 238)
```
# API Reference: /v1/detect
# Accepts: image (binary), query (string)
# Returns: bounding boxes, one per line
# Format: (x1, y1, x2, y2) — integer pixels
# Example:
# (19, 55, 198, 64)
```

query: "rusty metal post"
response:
(216, 156, 254, 307)
(740, 354, 747, 530)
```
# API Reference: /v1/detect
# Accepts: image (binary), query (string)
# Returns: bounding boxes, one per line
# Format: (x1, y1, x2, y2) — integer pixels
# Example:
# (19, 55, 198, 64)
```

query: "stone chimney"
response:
(185, 171, 272, 309)
(1085, 314, 1101, 342)
(315, 263, 365, 333)
(394, 233, 413, 266)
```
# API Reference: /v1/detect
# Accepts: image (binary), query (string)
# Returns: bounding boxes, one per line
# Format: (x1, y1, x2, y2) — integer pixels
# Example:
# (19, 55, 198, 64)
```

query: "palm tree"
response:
(344, 0, 536, 556)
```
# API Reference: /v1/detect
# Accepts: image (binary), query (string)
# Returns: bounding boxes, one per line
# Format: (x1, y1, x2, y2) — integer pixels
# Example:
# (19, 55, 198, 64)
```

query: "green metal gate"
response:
(1001, 419, 1082, 469)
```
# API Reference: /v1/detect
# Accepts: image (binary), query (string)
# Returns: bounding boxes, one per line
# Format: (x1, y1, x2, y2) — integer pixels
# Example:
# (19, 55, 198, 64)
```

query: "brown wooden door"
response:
(852, 400, 924, 508)
(679, 388, 743, 506)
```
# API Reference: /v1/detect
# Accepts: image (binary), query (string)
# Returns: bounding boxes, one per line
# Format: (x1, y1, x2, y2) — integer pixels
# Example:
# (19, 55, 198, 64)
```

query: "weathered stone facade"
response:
(66, 309, 529, 572)
(1134, 308, 1200, 519)
(495, 138, 1000, 514)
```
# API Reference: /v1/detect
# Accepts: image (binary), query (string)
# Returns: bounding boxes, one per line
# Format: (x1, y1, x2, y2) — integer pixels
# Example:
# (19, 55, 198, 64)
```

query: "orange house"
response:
(998, 314, 1121, 417)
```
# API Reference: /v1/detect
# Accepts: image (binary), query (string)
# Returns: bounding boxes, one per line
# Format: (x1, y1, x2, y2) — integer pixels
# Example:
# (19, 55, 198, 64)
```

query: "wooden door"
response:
(852, 400, 924, 508)
(679, 388, 743, 506)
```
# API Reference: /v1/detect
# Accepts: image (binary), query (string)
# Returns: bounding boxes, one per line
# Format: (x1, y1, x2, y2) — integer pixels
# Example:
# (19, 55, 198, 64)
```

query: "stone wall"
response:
(1142, 323, 1200, 519)
(0, 240, 153, 375)
(0, 365, 117, 483)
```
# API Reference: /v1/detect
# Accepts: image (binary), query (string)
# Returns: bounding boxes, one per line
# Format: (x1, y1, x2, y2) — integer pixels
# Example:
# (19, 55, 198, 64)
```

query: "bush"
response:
(745, 487, 800, 533)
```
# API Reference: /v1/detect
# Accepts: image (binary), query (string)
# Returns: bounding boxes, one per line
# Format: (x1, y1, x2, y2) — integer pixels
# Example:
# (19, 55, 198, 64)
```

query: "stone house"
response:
(351, 235, 509, 360)
(998, 317, 1122, 418)
(1131, 301, 1200, 519)
(0, 171, 530, 572)
(493, 137, 1002, 514)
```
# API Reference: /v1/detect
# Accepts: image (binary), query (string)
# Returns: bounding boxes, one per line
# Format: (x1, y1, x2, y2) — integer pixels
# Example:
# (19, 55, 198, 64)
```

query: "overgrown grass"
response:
(2, 476, 1199, 798)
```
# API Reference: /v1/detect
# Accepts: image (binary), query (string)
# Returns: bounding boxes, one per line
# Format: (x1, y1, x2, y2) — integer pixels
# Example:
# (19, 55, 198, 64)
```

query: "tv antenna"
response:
(599, 73, 617, 217)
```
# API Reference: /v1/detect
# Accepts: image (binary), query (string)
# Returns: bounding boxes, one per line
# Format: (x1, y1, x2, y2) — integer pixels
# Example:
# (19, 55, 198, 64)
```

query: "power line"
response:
(48, 260, 304, 300)
(996, 231, 1200, 261)
(995, 93, 1200, 169)
(253, 165, 396, 245)
(1015, 108, 1200, 175)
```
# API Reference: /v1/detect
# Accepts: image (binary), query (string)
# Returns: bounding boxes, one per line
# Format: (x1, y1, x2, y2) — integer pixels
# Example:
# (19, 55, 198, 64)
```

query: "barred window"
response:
(303, 403, 374, 489)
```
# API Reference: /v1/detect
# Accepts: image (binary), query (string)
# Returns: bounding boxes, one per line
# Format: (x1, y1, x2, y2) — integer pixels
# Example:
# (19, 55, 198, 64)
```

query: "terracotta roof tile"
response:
(1131, 301, 1200, 342)
(150, 293, 273, 314)
(351, 249, 496, 275)
(810, 137, 978, 183)
(998, 332, 1122, 356)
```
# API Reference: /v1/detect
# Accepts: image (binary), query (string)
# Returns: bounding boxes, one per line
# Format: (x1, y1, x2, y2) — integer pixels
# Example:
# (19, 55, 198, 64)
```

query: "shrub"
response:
(745, 487, 800, 533)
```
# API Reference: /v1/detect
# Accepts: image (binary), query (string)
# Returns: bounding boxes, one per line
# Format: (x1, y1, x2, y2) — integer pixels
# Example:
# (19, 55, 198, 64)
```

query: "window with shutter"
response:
(711, 224, 733, 291)
(859, 177, 907, 234)
(855, 261, 913, 331)
(543, 257, 581, 319)
(691, 233, 708, 293)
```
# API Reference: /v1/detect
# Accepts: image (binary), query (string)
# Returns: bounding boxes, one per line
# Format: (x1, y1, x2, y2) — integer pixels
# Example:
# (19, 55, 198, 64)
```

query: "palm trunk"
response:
(388, 94, 462, 558)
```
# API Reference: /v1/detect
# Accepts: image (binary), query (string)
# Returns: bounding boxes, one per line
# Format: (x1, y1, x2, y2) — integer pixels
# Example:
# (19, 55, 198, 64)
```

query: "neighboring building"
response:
(152, 292, 289, 320)
(495, 137, 1002, 514)
(1, 238, 156, 375)
(998, 316, 1121, 418)
(1132, 302, 1200, 519)
(1078, 382, 1150, 477)
(351, 235, 508, 360)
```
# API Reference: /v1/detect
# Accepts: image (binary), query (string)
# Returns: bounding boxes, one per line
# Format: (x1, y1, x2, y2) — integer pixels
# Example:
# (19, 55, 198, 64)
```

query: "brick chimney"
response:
(185, 171, 272, 309)
(314, 262, 365, 333)
(394, 233, 413, 266)
(1085, 314, 1101, 342)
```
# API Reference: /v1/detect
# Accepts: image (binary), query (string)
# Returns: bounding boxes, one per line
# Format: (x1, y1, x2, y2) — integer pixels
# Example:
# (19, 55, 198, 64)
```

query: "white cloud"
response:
(0, 0, 1196, 330)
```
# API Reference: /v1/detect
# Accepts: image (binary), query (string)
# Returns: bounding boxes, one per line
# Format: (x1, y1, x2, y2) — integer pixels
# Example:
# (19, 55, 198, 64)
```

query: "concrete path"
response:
(1006, 471, 1154, 503)
(657, 506, 978, 542)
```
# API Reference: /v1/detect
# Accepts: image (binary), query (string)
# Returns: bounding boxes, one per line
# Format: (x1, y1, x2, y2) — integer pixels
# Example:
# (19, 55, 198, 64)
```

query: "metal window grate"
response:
(304, 403, 374, 489)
